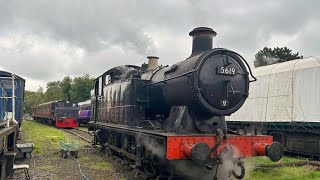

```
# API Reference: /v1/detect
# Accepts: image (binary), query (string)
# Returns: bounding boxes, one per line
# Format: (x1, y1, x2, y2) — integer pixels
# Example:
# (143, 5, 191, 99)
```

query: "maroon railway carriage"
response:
(32, 100, 79, 128)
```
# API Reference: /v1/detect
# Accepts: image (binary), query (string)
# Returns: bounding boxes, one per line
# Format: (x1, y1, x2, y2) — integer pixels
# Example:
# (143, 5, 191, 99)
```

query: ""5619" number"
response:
(217, 66, 237, 76)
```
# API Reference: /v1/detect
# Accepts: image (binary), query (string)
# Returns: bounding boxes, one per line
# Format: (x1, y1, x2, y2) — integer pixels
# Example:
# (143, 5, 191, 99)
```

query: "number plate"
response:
(217, 66, 237, 76)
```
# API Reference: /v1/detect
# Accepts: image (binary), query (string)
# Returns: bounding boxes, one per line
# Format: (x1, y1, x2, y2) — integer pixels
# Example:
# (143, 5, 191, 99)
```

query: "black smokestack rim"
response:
(189, 27, 217, 37)
(189, 27, 217, 57)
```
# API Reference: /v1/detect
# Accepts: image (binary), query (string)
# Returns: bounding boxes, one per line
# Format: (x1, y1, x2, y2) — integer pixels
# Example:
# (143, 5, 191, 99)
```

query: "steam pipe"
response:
(210, 129, 224, 153)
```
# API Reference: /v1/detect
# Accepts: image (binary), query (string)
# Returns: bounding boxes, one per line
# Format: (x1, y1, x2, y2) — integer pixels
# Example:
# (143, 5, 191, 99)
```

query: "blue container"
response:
(0, 71, 25, 126)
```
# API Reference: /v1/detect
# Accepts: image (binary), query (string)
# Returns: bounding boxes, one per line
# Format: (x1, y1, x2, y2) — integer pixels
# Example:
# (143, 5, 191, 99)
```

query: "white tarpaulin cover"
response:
(227, 57, 320, 123)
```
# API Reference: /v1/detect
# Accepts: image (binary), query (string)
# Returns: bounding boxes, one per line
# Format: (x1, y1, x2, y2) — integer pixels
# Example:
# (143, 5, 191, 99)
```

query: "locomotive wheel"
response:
(99, 144, 105, 153)
(123, 156, 133, 166)
(122, 136, 134, 166)
(142, 157, 158, 178)
(106, 149, 113, 157)
(103, 145, 113, 157)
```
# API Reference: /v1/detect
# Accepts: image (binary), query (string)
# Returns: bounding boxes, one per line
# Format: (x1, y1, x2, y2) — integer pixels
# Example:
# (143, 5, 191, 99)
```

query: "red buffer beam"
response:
(166, 135, 283, 162)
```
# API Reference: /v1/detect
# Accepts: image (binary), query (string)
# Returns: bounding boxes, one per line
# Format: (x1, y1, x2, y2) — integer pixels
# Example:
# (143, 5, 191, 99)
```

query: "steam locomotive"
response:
(33, 100, 79, 128)
(88, 27, 283, 179)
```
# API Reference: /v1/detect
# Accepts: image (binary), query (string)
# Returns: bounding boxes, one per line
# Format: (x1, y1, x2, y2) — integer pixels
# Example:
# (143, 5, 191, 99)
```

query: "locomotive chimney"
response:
(147, 56, 159, 71)
(189, 27, 217, 57)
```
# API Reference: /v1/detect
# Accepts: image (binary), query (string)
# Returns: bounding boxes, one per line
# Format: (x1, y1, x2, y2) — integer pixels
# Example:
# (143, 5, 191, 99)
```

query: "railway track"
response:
(98, 145, 147, 179)
(63, 127, 146, 179)
(257, 161, 320, 171)
(63, 128, 92, 143)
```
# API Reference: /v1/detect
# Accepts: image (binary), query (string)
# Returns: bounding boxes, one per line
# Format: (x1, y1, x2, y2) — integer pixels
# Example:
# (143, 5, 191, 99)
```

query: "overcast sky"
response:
(1, 0, 319, 91)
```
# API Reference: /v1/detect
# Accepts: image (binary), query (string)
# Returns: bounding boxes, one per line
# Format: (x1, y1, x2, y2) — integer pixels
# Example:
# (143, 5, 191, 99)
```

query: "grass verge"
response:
(242, 156, 320, 180)
(21, 120, 84, 154)
(78, 156, 114, 171)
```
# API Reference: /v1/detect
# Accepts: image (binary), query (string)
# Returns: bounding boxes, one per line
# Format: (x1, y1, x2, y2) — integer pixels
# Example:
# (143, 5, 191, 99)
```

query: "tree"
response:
(37, 86, 44, 93)
(60, 76, 72, 101)
(254, 47, 303, 67)
(24, 90, 45, 115)
(70, 74, 94, 102)
(44, 81, 63, 101)
(24, 74, 95, 114)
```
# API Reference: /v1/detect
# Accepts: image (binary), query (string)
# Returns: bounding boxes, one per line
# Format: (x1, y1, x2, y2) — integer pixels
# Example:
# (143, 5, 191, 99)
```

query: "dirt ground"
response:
(11, 121, 142, 180)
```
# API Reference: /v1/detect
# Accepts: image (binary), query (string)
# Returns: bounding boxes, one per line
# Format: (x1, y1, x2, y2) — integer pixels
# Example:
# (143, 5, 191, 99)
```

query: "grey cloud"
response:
(0, 51, 63, 81)
(1, 0, 320, 52)
(291, 21, 320, 56)
(0, 0, 320, 90)
(2, 0, 319, 55)
(1, 0, 156, 54)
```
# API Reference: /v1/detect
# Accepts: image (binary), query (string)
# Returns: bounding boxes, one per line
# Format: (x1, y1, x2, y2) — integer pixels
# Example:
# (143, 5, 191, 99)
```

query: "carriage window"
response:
(90, 89, 94, 97)
(99, 77, 103, 96)
(105, 74, 112, 85)
(94, 80, 99, 96)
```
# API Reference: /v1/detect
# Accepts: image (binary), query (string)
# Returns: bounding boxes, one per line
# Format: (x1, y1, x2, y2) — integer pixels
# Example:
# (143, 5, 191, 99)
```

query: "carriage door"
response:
(93, 79, 99, 120)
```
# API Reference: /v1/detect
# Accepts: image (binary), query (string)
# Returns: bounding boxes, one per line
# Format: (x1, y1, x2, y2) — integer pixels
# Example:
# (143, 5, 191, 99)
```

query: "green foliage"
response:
(70, 74, 95, 102)
(24, 74, 94, 114)
(254, 47, 303, 67)
(24, 90, 45, 115)
(61, 76, 72, 100)
(44, 81, 63, 102)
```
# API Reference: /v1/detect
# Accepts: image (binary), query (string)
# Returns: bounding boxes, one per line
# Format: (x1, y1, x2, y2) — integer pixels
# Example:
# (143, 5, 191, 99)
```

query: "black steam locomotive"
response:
(89, 27, 282, 179)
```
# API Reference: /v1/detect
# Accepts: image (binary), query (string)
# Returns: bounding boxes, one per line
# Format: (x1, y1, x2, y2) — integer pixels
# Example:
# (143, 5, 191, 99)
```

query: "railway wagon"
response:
(0, 70, 25, 179)
(89, 27, 283, 179)
(78, 100, 92, 125)
(227, 57, 320, 157)
(33, 100, 79, 128)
